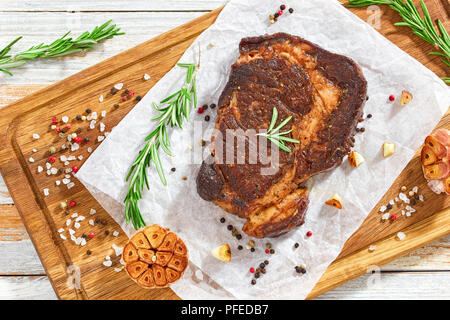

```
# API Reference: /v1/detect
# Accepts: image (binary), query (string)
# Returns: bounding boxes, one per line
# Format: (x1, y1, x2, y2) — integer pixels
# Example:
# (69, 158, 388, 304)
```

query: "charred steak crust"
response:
(197, 33, 367, 238)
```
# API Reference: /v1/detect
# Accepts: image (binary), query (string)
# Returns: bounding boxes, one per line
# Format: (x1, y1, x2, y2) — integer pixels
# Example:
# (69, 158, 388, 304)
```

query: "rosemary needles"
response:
(0, 20, 124, 76)
(257, 107, 300, 153)
(124, 62, 198, 229)
(347, 0, 450, 83)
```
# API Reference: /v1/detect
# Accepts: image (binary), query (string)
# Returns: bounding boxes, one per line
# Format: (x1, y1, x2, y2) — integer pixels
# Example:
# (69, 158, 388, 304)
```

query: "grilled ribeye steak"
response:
(197, 33, 367, 238)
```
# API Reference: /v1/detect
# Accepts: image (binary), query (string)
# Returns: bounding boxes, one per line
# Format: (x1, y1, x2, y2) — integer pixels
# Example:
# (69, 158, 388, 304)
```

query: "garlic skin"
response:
(421, 129, 450, 195)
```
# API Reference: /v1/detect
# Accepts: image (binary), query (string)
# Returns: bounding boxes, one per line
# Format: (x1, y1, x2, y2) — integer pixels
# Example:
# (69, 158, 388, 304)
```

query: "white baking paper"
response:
(76, 0, 450, 299)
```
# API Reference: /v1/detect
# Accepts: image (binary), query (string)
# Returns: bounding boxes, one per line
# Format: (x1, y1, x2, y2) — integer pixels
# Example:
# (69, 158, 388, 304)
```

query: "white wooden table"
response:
(0, 0, 448, 300)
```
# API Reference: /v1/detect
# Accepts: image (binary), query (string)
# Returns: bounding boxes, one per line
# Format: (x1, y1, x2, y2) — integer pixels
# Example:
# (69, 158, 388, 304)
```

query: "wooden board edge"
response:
(307, 206, 450, 299)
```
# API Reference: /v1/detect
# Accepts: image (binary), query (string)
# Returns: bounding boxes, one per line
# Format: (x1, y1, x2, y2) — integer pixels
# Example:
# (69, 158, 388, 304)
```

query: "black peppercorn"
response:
(95, 218, 100, 223)
(367, 113, 372, 118)
(360, 127, 366, 133)
(387, 204, 393, 210)
(86, 250, 92, 255)
(238, 245, 243, 250)
(261, 268, 266, 274)
(270, 249, 275, 254)
(82, 234, 87, 239)
(260, 263, 265, 269)
(264, 260, 269, 265)
(61, 128, 68, 133)
(76, 115, 82, 121)
(210, 103, 216, 109)
(294, 242, 299, 248)
(236, 234, 242, 240)
(274, 12, 279, 18)
(105, 230, 110, 235)
(280, 5, 286, 10)
(64, 210, 70, 215)
(136, 96, 142, 101)
(289, 8, 294, 13)
(171, 167, 176, 172)
(110, 88, 117, 95)
(220, 217, 225, 223)
(124, 89, 129, 95)
(410, 199, 416, 206)
(227, 225, 233, 231)
(356, 127, 360, 132)
(202, 104, 208, 110)
(83, 137, 90, 143)
(251, 279, 256, 285)
(205, 115, 210, 121)
(254, 272, 260, 279)
(86, 108, 92, 114)
(250, 247, 255, 252)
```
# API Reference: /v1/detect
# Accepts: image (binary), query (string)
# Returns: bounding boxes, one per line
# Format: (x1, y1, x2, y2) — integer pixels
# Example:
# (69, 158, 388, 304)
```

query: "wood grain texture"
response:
(0, 1, 448, 298)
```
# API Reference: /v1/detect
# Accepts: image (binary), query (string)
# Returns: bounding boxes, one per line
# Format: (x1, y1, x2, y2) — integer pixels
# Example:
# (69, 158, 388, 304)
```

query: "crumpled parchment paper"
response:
(76, 0, 450, 299)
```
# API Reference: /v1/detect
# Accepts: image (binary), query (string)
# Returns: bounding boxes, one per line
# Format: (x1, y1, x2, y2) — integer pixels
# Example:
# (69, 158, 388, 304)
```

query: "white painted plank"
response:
(0, 12, 206, 84)
(0, 276, 57, 300)
(0, 0, 228, 12)
(0, 240, 45, 274)
(318, 271, 450, 300)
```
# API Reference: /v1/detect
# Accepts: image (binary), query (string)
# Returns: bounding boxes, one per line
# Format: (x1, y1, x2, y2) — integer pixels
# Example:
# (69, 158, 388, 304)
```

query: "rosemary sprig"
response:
(347, 0, 450, 83)
(0, 20, 124, 76)
(257, 107, 300, 153)
(124, 62, 198, 229)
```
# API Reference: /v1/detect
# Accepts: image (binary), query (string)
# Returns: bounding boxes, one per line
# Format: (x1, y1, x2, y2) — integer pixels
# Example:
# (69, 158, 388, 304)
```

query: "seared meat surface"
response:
(197, 33, 367, 238)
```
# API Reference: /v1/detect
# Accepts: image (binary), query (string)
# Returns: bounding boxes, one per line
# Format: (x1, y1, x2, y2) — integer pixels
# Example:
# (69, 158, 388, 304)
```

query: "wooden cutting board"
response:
(0, 2, 449, 300)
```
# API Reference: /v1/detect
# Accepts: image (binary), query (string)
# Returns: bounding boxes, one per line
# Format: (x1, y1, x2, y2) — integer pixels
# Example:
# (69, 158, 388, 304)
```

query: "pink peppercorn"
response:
(249, 267, 255, 273)
(265, 249, 270, 254)
(306, 231, 312, 237)
(197, 107, 204, 114)
(66, 124, 71, 130)
(389, 94, 395, 101)
(277, 10, 283, 15)
(55, 127, 61, 133)
(69, 201, 76, 207)
(128, 90, 135, 97)
(122, 95, 127, 102)
(390, 214, 397, 221)
(74, 136, 82, 143)
(72, 165, 79, 173)
(89, 232, 95, 238)
(49, 156, 56, 163)
(52, 116, 58, 125)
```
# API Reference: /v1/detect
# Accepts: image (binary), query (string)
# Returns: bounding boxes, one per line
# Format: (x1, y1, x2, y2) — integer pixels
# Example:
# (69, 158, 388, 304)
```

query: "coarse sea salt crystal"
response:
(412, 186, 418, 193)
(99, 122, 105, 132)
(75, 237, 82, 245)
(114, 268, 122, 272)
(58, 228, 64, 233)
(389, 199, 394, 205)
(71, 143, 80, 152)
(64, 161, 70, 166)
(92, 112, 98, 120)
(55, 180, 61, 186)
(62, 178, 70, 185)
(43, 188, 49, 196)
(87, 147, 93, 153)
(401, 210, 405, 216)
(89, 219, 94, 226)
(67, 182, 75, 189)
(405, 205, 416, 213)
(62, 116, 69, 123)
(143, 73, 150, 81)
(29, 157, 35, 163)
(81, 238, 87, 246)
(71, 235, 77, 242)
(120, 258, 125, 265)
(101, 110, 106, 118)
(105, 255, 111, 261)
(99, 95, 104, 102)
(69, 229, 75, 235)
(97, 135, 105, 142)
(113, 231, 119, 237)
(32, 148, 37, 153)
(406, 211, 412, 217)
(112, 244, 123, 256)
(78, 155, 83, 161)
(61, 144, 66, 150)
(89, 120, 96, 129)
(419, 194, 424, 201)
(66, 219, 72, 226)
(379, 205, 387, 213)
(397, 232, 406, 240)
(60, 234, 67, 240)
(51, 167, 58, 175)
(71, 212, 78, 218)
(68, 155, 76, 161)
(60, 155, 67, 162)
(395, 197, 399, 202)
(90, 208, 96, 215)
(114, 83, 123, 90)
(381, 213, 389, 220)
(399, 192, 407, 202)
(368, 245, 376, 252)
(32, 133, 40, 139)
(76, 216, 85, 222)
(103, 260, 113, 267)
(46, 162, 51, 169)
(46, 170, 51, 176)
(37, 166, 43, 173)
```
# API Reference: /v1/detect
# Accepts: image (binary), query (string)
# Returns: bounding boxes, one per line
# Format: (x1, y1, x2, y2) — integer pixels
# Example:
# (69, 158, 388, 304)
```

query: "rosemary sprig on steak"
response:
(124, 62, 198, 229)
(257, 107, 300, 153)
(0, 20, 124, 76)
(347, 0, 449, 83)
